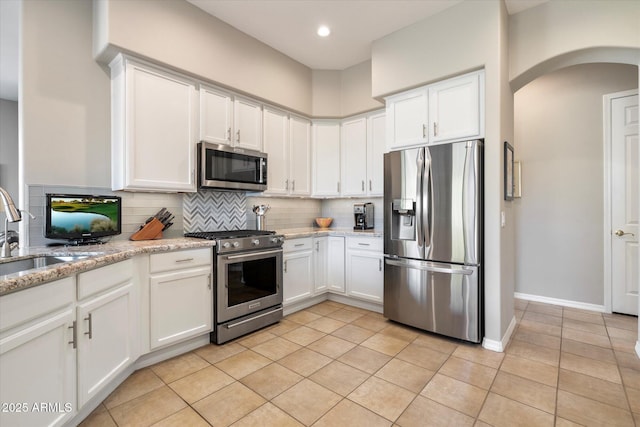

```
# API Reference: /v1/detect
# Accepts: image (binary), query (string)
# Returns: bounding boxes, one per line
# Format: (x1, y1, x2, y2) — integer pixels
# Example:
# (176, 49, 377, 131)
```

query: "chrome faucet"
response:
(0, 187, 22, 258)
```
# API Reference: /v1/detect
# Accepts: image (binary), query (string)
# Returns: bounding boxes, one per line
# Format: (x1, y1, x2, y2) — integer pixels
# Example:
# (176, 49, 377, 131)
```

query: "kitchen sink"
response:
(0, 255, 89, 276)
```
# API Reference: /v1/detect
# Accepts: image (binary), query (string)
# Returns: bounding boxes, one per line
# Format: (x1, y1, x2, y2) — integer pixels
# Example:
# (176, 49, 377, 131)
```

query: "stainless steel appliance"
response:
(184, 229, 284, 344)
(383, 140, 483, 343)
(354, 202, 374, 230)
(198, 142, 268, 191)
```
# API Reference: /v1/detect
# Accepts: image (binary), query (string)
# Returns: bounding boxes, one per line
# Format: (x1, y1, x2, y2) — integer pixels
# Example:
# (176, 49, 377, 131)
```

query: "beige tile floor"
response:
(81, 299, 640, 426)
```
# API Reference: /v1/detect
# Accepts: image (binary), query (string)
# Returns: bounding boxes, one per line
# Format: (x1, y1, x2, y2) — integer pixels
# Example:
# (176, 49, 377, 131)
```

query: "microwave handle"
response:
(258, 159, 265, 184)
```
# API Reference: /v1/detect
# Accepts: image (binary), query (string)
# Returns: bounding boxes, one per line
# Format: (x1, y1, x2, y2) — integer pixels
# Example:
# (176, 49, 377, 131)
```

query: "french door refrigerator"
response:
(383, 140, 483, 343)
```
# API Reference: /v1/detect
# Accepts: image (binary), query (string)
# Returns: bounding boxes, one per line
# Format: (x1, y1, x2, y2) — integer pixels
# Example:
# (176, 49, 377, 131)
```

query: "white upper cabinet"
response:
(367, 112, 386, 196)
(428, 71, 483, 143)
(111, 55, 198, 192)
(288, 115, 312, 196)
(263, 106, 290, 195)
(234, 96, 263, 151)
(341, 117, 368, 196)
(200, 87, 263, 151)
(200, 85, 233, 145)
(312, 121, 341, 197)
(386, 88, 428, 150)
(385, 70, 484, 150)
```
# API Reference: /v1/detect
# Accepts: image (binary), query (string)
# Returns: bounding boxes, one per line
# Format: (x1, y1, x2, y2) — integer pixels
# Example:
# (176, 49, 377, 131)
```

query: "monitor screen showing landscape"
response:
(45, 194, 122, 242)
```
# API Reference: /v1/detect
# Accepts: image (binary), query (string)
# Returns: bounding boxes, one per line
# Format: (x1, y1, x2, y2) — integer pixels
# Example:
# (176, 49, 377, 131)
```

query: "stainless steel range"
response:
(185, 230, 284, 344)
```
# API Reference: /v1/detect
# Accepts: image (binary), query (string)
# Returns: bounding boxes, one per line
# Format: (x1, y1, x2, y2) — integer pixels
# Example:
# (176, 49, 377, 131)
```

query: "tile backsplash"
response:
(246, 196, 322, 230)
(183, 190, 247, 232)
(321, 197, 384, 229)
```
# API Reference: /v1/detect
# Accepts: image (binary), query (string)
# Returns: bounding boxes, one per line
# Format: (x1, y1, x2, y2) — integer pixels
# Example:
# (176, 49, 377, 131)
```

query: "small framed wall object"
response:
(504, 141, 514, 201)
(514, 161, 522, 198)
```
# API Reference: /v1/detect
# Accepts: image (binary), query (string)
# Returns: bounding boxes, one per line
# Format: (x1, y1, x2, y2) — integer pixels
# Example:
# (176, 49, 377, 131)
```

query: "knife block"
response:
(130, 218, 164, 241)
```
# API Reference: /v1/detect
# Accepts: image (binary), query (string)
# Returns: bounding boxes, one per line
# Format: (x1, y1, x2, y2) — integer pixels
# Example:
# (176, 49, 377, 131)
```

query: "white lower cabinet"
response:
(346, 236, 384, 303)
(76, 260, 138, 408)
(283, 238, 314, 305)
(313, 237, 328, 293)
(327, 236, 346, 293)
(148, 248, 213, 350)
(0, 277, 77, 427)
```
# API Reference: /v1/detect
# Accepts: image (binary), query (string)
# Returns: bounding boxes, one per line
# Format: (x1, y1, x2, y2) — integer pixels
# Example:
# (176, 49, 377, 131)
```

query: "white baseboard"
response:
(328, 293, 383, 313)
(514, 292, 606, 313)
(482, 315, 517, 353)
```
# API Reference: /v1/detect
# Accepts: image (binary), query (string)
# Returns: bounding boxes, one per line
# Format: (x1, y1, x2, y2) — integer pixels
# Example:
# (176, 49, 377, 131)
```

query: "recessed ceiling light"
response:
(317, 25, 331, 37)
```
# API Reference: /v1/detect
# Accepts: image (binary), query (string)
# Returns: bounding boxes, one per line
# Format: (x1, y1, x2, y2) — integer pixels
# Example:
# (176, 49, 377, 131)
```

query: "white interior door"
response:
(611, 92, 638, 315)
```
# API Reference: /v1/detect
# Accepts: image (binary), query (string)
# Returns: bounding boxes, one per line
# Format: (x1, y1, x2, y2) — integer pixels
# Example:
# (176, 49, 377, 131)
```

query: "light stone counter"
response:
(0, 238, 215, 296)
(278, 227, 383, 239)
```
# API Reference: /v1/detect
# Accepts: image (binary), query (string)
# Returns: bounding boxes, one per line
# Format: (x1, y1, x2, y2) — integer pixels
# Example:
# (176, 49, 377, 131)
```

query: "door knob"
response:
(614, 229, 635, 237)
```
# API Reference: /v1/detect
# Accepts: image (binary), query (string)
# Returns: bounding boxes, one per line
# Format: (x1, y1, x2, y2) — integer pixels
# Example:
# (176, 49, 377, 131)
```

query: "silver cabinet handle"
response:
(175, 258, 194, 263)
(284, 260, 287, 273)
(433, 122, 438, 137)
(315, 241, 319, 252)
(423, 124, 426, 138)
(285, 179, 289, 190)
(208, 274, 212, 290)
(361, 180, 365, 191)
(227, 127, 231, 141)
(236, 129, 240, 143)
(294, 243, 305, 247)
(378, 258, 382, 271)
(369, 180, 372, 191)
(337, 182, 340, 193)
(358, 242, 370, 246)
(292, 180, 295, 192)
(84, 314, 93, 339)
(68, 321, 77, 349)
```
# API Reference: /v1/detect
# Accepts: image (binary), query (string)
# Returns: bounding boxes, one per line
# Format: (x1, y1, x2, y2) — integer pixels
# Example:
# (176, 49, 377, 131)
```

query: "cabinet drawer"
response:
(283, 237, 313, 252)
(0, 277, 74, 332)
(150, 248, 212, 274)
(347, 236, 383, 252)
(78, 259, 134, 301)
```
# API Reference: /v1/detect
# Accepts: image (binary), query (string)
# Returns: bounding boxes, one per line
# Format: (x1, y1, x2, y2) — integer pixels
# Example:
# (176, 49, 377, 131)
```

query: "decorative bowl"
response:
(315, 217, 333, 228)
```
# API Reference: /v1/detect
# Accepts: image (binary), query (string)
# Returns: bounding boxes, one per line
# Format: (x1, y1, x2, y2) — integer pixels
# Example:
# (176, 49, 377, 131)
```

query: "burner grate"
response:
(185, 230, 275, 240)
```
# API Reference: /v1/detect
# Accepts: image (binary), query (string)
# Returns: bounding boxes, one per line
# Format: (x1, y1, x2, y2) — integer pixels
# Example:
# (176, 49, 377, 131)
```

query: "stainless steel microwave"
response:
(198, 142, 267, 191)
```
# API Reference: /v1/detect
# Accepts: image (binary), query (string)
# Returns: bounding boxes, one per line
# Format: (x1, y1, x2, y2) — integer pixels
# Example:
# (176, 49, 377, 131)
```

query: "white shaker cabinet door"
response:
(346, 251, 384, 303)
(367, 112, 386, 196)
(313, 237, 328, 293)
(114, 59, 198, 192)
(385, 88, 428, 151)
(341, 117, 368, 196)
(263, 107, 290, 195)
(312, 121, 341, 197)
(149, 266, 213, 350)
(0, 309, 76, 427)
(289, 116, 312, 196)
(76, 281, 137, 408)
(234, 96, 263, 151)
(428, 71, 483, 143)
(283, 250, 314, 305)
(327, 236, 345, 293)
(200, 85, 234, 146)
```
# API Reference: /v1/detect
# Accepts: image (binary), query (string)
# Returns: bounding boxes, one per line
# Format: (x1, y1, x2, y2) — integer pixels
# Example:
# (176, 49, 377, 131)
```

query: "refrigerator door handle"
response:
(415, 148, 425, 249)
(462, 141, 478, 265)
(423, 147, 433, 253)
(385, 258, 474, 276)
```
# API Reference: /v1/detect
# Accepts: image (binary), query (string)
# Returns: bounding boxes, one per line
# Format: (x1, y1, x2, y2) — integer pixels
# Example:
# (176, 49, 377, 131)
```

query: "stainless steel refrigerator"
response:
(383, 140, 483, 343)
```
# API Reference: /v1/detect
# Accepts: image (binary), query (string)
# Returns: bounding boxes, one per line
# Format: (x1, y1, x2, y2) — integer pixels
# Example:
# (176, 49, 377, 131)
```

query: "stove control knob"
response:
(251, 239, 260, 246)
(270, 237, 279, 244)
(232, 241, 240, 248)
(279, 237, 285, 243)
(222, 242, 231, 249)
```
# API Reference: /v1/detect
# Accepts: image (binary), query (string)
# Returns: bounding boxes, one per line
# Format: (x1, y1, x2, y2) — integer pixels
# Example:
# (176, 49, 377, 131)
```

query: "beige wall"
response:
(371, 0, 513, 345)
(22, 0, 111, 188)
(514, 63, 638, 305)
(311, 61, 383, 118)
(509, 0, 640, 91)
(95, 0, 313, 115)
(0, 99, 19, 221)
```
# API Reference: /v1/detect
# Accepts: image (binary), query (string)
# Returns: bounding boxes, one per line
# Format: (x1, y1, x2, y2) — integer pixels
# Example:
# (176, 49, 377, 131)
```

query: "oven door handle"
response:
(224, 249, 282, 260)
(225, 307, 283, 329)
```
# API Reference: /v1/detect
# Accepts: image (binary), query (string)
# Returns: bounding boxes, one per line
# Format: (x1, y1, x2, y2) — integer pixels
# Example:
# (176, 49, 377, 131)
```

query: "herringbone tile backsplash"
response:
(183, 190, 247, 232)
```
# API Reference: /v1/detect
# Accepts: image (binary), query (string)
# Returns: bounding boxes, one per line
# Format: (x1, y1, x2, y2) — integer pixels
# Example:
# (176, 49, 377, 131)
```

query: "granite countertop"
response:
(0, 238, 216, 296)
(278, 227, 383, 239)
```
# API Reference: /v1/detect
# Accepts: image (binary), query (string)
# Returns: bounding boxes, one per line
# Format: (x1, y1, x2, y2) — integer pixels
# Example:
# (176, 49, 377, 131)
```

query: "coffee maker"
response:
(354, 203, 374, 230)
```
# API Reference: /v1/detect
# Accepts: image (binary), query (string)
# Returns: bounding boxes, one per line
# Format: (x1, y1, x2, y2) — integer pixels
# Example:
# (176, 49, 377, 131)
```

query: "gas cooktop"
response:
(184, 230, 276, 240)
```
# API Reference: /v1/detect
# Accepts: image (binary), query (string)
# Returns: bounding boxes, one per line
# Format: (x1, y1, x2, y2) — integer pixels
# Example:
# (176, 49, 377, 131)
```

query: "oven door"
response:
(216, 248, 283, 323)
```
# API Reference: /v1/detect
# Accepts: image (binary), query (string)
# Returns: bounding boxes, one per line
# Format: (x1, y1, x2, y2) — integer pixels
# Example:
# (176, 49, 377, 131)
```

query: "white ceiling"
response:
(0, 0, 549, 102)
